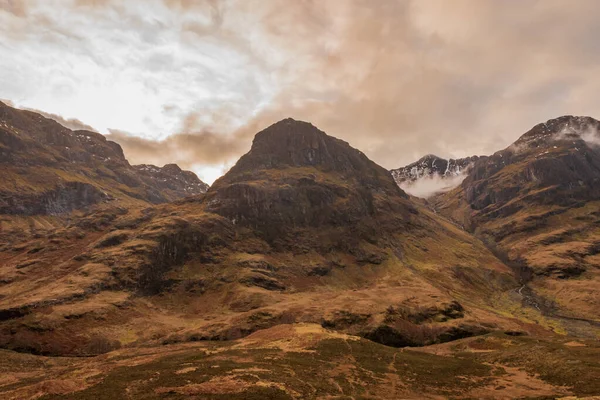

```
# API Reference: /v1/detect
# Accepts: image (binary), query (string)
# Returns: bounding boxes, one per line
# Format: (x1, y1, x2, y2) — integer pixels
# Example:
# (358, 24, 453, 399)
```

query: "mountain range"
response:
(391, 154, 482, 185)
(0, 101, 207, 219)
(1, 102, 599, 399)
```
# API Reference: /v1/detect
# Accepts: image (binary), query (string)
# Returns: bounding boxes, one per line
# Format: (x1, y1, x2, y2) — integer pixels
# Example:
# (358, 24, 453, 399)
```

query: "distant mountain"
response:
(389, 154, 482, 198)
(390, 154, 482, 186)
(0, 101, 207, 217)
(133, 163, 209, 198)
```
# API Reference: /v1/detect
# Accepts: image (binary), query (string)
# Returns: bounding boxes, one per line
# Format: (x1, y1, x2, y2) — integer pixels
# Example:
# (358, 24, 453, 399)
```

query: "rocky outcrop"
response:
(0, 181, 111, 216)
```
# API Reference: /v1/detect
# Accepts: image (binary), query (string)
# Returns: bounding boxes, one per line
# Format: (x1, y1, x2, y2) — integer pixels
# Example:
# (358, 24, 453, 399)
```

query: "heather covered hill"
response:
(1, 117, 599, 398)
(433, 115, 600, 329)
(2, 324, 599, 399)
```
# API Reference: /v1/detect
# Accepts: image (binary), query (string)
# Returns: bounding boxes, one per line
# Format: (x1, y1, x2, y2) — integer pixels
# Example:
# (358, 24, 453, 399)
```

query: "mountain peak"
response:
(228, 118, 370, 175)
(420, 154, 444, 161)
(518, 115, 600, 144)
(256, 117, 312, 134)
(0, 101, 209, 214)
(251, 118, 326, 151)
(203, 120, 409, 236)
(391, 154, 481, 186)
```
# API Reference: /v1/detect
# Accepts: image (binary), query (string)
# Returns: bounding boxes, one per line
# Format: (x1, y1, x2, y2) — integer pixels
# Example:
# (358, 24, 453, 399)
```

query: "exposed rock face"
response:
(133, 164, 209, 198)
(0, 101, 208, 216)
(390, 154, 481, 186)
(0, 182, 111, 216)
(203, 118, 413, 236)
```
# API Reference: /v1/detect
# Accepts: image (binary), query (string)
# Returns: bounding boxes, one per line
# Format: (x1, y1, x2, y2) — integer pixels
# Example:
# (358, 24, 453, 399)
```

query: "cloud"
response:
(2, 0, 600, 180)
(581, 129, 600, 148)
(107, 128, 243, 167)
(555, 122, 600, 148)
(400, 173, 467, 199)
(0, 0, 28, 17)
(21, 107, 98, 132)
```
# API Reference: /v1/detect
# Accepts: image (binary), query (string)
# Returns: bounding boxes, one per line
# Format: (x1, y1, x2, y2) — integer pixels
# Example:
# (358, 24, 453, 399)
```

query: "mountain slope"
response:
(433, 115, 600, 328)
(0, 101, 208, 220)
(0, 118, 527, 358)
(133, 163, 209, 198)
(3, 325, 599, 399)
(1, 117, 599, 399)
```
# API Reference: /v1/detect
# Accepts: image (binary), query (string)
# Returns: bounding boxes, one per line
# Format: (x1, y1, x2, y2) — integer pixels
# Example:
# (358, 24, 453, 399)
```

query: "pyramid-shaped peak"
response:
(204, 119, 410, 233)
(239, 119, 364, 172)
(252, 118, 324, 143)
(210, 119, 402, 196)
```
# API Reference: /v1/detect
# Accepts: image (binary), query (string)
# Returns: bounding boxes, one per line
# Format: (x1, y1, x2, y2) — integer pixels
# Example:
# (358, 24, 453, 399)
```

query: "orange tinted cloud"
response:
(2, 0, 600, 181)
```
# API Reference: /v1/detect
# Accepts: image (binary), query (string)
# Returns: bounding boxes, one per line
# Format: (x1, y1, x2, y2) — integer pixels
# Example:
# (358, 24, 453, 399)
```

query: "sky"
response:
(2, 0, 600, 184)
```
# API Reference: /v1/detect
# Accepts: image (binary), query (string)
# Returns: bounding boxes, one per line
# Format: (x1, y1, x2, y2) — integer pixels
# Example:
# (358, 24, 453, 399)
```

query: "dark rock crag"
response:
(203, 118, 415, 238)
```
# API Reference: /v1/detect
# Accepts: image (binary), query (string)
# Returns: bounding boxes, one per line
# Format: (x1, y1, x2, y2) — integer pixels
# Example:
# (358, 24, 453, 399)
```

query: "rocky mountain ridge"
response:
(390, 154, 482, 185)
(0, 101, 208, 218)
(0, 117, 521, 359)
(133, 163, 209, 198)
(432, 115, 600, 332)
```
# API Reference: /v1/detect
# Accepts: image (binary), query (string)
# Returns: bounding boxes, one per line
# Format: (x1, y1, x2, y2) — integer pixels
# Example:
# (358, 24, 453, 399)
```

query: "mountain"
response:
(1, 116, 600, 399)
(203, 118, 413, 239)
(391, 154, 482, 185)
(0, 101, 207, 220)
(0, 118, 526, 352)
(433, 115, 600, 330)
(133, 163, 209, 198)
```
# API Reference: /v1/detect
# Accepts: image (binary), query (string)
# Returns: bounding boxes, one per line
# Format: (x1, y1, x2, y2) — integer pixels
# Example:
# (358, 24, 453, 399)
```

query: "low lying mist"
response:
(399, 173, 467, 199)
(556, 123, 600, 148)
(581, 128, 600, 147)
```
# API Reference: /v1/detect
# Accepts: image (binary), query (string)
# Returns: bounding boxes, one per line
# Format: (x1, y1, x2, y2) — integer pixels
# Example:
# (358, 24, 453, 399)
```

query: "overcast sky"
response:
(2, 0, 600, 183)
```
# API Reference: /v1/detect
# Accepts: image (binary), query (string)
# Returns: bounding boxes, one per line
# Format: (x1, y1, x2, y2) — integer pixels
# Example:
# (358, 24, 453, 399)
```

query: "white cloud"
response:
(580, 127, 600, 148)
(555, 122, 600, 148)
(399, 173, 467, 199)
(2, 0, 600, 175)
